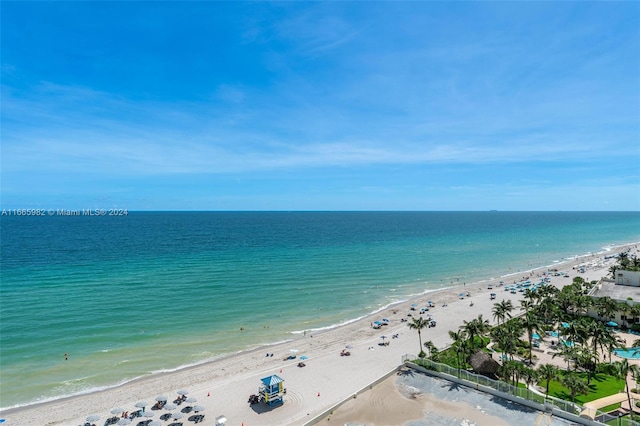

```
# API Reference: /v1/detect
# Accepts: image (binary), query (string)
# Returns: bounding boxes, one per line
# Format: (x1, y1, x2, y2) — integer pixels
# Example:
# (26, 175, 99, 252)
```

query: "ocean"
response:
(1, 211, 639, 409)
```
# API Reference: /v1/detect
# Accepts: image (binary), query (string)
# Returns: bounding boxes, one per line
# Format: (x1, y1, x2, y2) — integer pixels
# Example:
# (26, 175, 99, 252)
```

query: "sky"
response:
(1, 2, 639, 211)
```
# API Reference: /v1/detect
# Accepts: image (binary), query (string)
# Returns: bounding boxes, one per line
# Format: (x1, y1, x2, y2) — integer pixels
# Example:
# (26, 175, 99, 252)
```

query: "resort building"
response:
(616, 270, 640, 287)
(588, 279, 640, 326)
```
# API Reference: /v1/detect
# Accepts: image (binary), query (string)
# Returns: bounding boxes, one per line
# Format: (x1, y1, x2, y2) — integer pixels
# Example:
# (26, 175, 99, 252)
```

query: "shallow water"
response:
(1, 211, 639, 408)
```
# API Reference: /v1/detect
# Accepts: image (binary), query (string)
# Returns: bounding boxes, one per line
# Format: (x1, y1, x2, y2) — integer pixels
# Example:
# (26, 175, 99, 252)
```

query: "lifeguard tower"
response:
(259, 375, 285, 406)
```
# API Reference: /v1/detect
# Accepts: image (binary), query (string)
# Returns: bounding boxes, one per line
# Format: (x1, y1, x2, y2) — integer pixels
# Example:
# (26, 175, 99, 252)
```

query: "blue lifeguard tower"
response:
(259, 375, 285, 406)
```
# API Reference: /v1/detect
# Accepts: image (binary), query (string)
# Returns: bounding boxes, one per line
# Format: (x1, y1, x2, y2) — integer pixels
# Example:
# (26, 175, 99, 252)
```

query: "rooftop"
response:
(591, 279, 640, 303)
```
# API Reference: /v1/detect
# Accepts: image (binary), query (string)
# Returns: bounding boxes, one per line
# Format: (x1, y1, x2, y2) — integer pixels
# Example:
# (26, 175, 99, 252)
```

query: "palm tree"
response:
(561, 373, 589, 403)
(449, 330, 468, 375)
(576, 346, 598, 385)
(407, 316, 430, 357)
(537, 363, 558, 395)
(586, 320, 615, 370)
(492, 302, 507, 326)
(520, 310, 540, 366)
(535, 293, 559, 326)
(618, 302, 632, 328)
(492, 299, 514, 326)
(522, 366, 539, 388)
(498, 361, 517, 386)
(595, 296, 619, 321)
(512, 361, 526, 388)
(629, 304, 640, 328)
(619, 252, 630, 269)
(552, 344, 579, 372)
(609, 264, 619, 279)
(462, 314, 490, 351)
(613, 359, 640, 421)
(505, 319, 524, 361)
(520, 288, 538, 312)
(423, 340, 437, 359)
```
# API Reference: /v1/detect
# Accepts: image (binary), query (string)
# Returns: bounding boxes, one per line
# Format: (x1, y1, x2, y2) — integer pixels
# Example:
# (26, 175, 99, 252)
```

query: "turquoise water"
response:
(1, 211, 639, 409)
(614, 348, 640, 359)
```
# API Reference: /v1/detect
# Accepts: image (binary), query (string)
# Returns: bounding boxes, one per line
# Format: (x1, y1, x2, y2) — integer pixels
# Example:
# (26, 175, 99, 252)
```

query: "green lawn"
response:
(600, 402, 622, 413)
(546, 371, 625, 405)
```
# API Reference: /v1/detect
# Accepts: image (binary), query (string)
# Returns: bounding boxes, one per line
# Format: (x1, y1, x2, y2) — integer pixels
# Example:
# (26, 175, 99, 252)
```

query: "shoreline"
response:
(2, 241, 638, 425)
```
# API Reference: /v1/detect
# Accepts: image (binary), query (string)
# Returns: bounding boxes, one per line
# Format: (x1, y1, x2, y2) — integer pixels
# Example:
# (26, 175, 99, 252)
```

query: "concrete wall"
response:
(616, 270, 640, 287)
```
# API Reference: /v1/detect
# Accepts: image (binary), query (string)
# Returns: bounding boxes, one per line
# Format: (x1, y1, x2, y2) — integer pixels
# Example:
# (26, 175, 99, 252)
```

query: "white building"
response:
(616, 270, 640, 287)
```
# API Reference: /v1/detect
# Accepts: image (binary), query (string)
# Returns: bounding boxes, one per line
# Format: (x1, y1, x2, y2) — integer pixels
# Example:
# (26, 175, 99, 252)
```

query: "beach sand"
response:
(2, 244, 636, 426)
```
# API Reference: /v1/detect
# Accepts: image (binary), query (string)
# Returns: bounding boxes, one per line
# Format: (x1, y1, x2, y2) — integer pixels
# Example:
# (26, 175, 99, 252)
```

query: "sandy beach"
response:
(2, 244, 637, 426)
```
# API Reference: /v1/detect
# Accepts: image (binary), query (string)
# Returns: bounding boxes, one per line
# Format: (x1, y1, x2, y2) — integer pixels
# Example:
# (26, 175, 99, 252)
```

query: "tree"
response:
(586, 320, 617, 372)
(609, 264, 619, 280)
(561, 373, 589, 403)
(492, 302, 506, 326)
(492, 299, 514, 326)
(534, 292, 560, 326)
(423, 340, 438, 359)
(491, 320, 522, 363)
(629, 304, 640, 327)
(462, 314, 490, 351)
(408, 316, 430, 356)
(595, 296, 619, 321)
(576, 347, 598, 385)
(520, 311, 541, 365)
(449, 330, 468, 375)
(613, 360, 640, 421)
(498, 361, 517, 385)
(521, 366, 539, 388)
(552, 344, 579, 372)
(537, 363, 558, 395)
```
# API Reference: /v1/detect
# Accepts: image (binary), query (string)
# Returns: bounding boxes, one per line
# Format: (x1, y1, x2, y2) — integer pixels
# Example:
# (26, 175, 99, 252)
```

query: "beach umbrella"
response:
(86, 415, 100, 423)
(141, 411, 154, 419)
(110, 408, 124, 415)
(148, 422, 161, 426)
(155, 396, 167, 402)
(193, 406, 205, 413)
(117, 419, 131, 426)
(171, 412, 183, 420)
(380, 335, 387, 340)
(164, 403, 177, 411)
(176, 389, 189, 396)
(185, 396, 197, 403)
(300, 355, 308, 360)
(607, 321, 619, 327)
(135, 401, 147, 408)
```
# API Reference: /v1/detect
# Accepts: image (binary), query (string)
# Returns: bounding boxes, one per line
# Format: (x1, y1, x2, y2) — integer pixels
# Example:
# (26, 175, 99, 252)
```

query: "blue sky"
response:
(2, 2, 639, 211)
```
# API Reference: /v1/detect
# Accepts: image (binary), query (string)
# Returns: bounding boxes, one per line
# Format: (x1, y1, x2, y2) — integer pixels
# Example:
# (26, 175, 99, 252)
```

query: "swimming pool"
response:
(614, 348, 640, 359)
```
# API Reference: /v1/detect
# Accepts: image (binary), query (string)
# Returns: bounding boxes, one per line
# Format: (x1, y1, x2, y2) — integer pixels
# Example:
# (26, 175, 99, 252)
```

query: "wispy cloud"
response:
(1, 2, 638, 210)
(2, 77, 633, 179)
